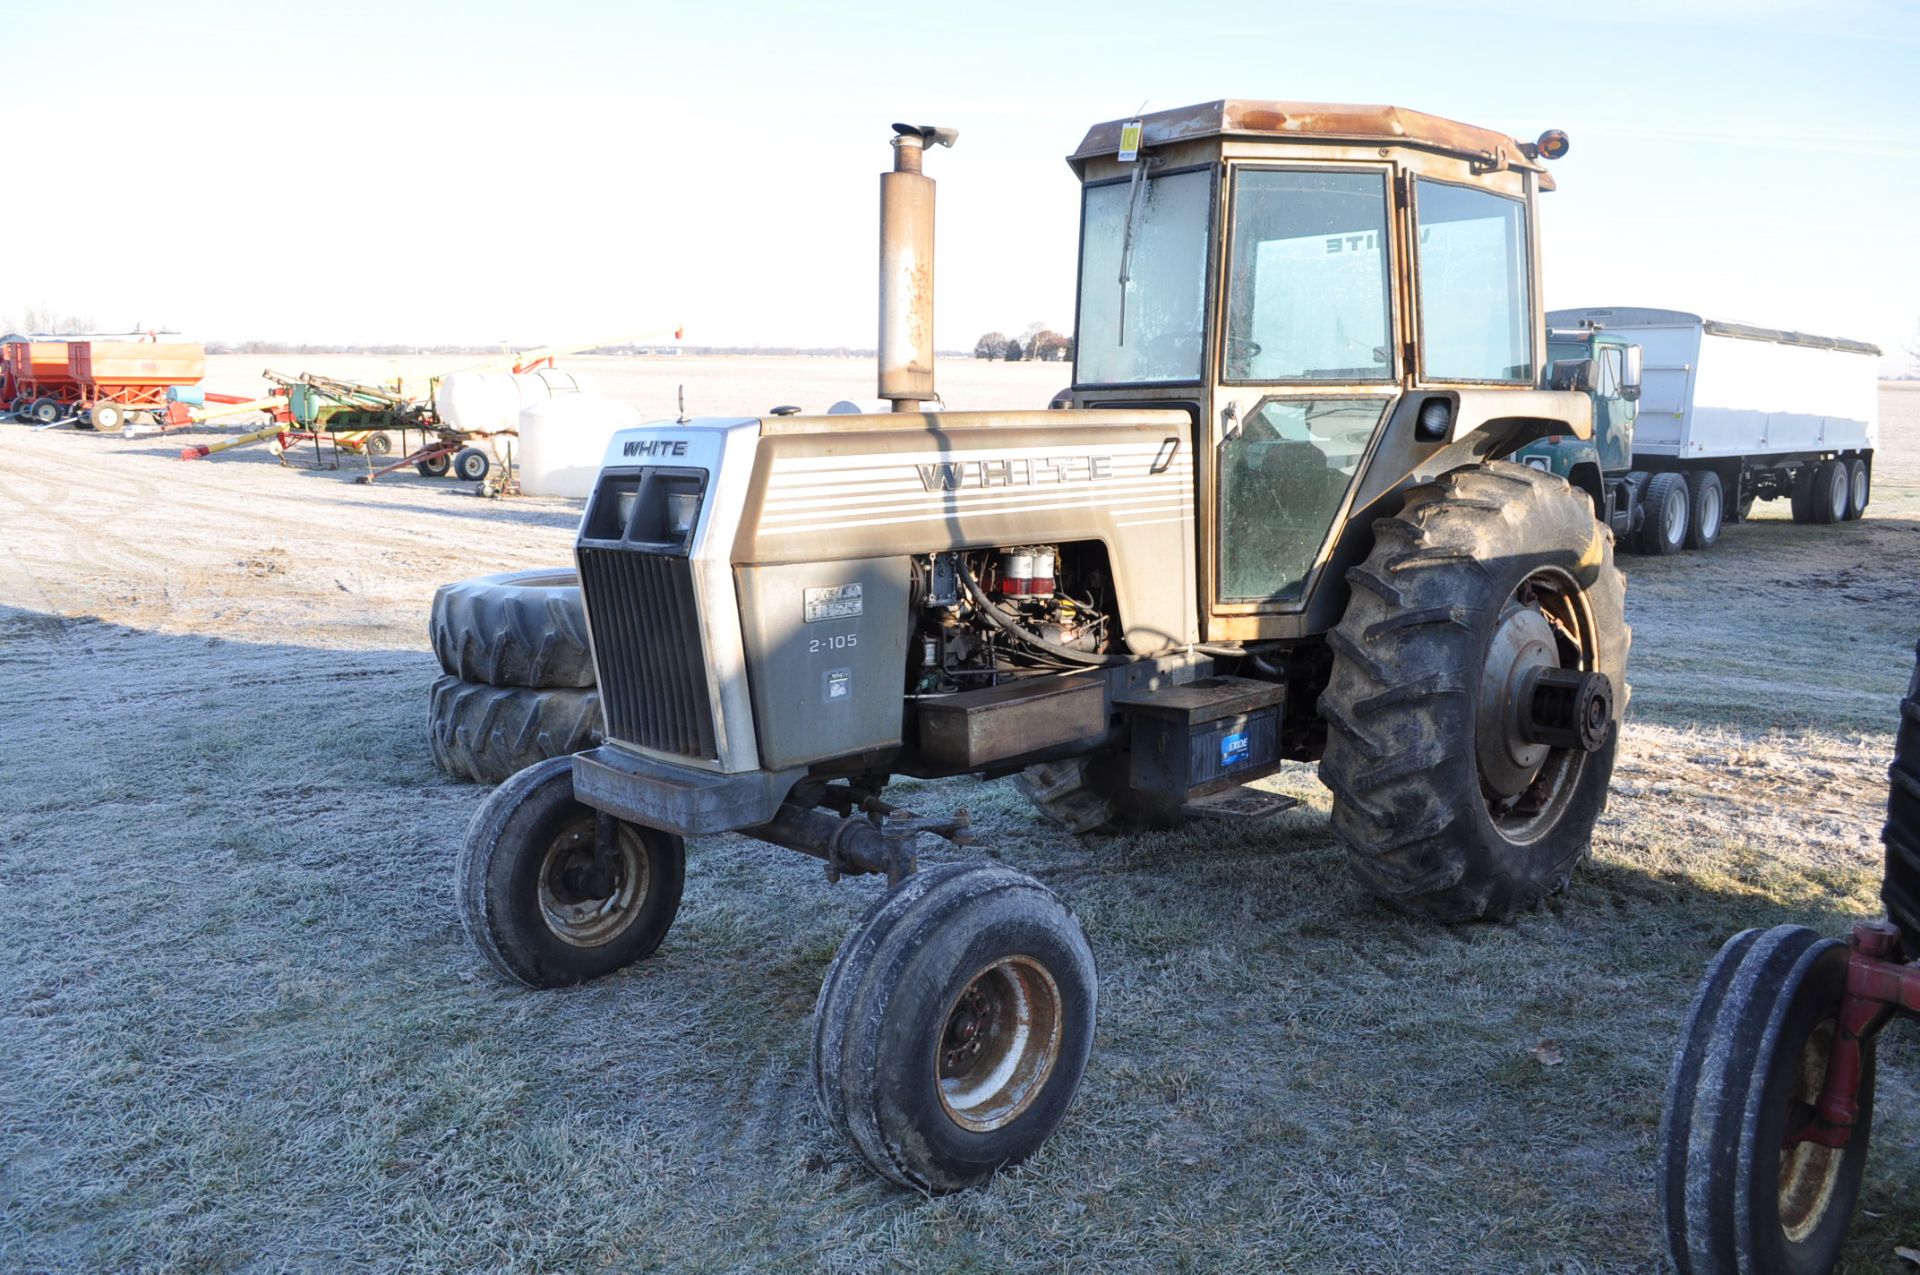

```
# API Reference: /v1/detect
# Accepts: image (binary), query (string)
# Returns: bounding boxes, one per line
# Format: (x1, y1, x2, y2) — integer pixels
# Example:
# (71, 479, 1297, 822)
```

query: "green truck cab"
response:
(1514, 327, 1642, 536)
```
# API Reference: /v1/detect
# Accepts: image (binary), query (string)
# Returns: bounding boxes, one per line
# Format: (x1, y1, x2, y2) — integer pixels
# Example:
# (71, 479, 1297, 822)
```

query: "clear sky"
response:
(8, 0, 1916, 370)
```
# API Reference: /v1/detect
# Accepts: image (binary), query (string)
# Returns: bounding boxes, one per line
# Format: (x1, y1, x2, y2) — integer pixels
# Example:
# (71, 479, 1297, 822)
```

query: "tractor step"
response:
(1181, 787, 1299, 821)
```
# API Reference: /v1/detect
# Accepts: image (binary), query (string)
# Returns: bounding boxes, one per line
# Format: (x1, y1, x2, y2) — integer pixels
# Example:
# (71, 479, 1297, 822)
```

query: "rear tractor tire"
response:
(428, 674, 601, 785)
(1637, 471, 1689, 556)
(1318, 460, 1629, 922)
(1659, 925, 1874, 1275)
(457, 755, 685, 987)
(430, 568, 595, 689)
(811, 862, 1097, 1192)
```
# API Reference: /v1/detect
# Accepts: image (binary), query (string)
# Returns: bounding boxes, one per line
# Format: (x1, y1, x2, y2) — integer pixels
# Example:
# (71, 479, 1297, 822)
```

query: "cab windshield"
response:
(1074, 167, 1211, 385)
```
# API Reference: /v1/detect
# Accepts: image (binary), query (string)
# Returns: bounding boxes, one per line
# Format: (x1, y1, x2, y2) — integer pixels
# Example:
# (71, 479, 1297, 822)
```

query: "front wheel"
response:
(1318, 461, 1629, 922)
(811, 862, 1097, 1191)
(457, 755, 685, 987)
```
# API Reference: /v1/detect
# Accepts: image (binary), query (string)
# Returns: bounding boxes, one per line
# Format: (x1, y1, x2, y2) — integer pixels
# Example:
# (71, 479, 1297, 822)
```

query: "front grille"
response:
(577, 547, 718, 759)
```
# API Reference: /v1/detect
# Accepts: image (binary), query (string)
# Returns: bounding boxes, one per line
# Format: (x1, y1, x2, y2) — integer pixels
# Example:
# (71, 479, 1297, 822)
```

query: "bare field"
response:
(1, 371, 1916, 1272)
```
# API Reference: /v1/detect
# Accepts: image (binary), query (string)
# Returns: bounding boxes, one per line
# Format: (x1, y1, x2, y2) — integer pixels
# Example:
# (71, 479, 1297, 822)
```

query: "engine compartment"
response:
(909, 542, 1120, 695)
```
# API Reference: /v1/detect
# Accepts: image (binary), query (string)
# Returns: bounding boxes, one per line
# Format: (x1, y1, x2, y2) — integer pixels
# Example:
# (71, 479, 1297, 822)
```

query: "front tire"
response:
(89, 402, 125, 432)
(1318, 461, 1629, 922)
(811, 862, 1096, 1191)
(457, 755, 685, 987)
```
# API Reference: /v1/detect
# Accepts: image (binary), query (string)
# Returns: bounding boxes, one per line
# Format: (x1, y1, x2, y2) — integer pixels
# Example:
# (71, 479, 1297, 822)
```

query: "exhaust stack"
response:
(879, 122, 957, 412)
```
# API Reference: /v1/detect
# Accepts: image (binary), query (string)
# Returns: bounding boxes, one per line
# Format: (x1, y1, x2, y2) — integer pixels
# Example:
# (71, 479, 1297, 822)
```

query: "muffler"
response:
(878, 122, 957, 412)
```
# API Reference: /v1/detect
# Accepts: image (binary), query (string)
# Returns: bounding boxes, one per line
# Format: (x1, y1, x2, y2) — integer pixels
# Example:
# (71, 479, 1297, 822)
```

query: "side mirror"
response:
(1549, 358, 1594, 393)
(1620, 345, 1644, 402)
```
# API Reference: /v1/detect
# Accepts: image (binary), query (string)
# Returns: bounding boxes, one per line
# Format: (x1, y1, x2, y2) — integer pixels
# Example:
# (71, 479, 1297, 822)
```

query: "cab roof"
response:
(1069, 99, 1556, 188)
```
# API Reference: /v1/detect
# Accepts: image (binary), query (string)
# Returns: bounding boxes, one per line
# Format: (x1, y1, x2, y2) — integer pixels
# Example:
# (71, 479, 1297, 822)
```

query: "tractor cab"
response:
(1061, 101, 1585, 641)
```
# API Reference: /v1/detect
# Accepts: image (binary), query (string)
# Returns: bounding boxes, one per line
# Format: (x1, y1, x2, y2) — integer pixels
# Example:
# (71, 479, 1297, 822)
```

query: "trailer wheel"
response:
(1886, 639, 1920, 949)
(1812, 459, 1849, 525)
(1318, 461, 1629, 922)
(430, 569, 595, 688)
(457, 755, 685, 988)
(1636, 472, 1688, 555)
(812, 862, 1096, 1192)
(453, 446, 491, 482)
(1682, 471, 1722, 550)
(1659, 925, 1873, 1275)
(1790, 464, 1820, 524)
(28, 398, 62, 425)
(428, 675, 601, 784)
(364, 431, 394, 458)
(88, 402, 124, 433)
(1845, 458, 1870, 521)
(417, 454, 452, 478)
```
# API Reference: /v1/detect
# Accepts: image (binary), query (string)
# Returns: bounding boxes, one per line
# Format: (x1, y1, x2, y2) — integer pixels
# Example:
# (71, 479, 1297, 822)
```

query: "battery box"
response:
(1116, 676, 1287, 799)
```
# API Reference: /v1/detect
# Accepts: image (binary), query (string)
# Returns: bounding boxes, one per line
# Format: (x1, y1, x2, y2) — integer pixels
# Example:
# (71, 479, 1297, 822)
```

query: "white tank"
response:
(516, 394, 641, 497)
(436, 370, 588, 434)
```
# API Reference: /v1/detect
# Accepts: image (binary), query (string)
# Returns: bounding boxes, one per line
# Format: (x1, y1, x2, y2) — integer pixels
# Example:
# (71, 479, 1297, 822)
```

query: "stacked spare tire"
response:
(428, 570, 601, 784)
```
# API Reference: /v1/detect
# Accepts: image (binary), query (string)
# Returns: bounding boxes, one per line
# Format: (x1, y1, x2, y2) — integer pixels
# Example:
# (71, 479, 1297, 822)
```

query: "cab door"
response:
(1203, 161, 1402, 641)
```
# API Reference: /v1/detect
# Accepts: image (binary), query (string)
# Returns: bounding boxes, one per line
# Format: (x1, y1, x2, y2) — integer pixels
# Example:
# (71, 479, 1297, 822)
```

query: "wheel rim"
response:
(1828, 467, 1847, 520)
(936, 955, 1064, 1133)
(1850, 464, 1867, 511)
(1778, 1018, 1845, 1243)
(1476, 569, 1594, 842)
(1663, 488, 1686, 544)
(536, 817, 647, 947)
(1699, 483, 1721, 541)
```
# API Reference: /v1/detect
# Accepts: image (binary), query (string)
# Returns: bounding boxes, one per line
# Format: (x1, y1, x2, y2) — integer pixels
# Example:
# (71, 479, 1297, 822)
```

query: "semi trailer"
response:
(1516, 308, 1880, 555)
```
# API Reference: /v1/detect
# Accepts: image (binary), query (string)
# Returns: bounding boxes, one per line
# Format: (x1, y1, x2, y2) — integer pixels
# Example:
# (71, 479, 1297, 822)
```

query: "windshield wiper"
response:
(1116, 158, 1156, 346)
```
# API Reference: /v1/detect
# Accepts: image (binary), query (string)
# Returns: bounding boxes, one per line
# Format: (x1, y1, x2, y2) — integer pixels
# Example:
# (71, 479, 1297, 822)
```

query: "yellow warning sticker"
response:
(1118, 119, 1143, 162)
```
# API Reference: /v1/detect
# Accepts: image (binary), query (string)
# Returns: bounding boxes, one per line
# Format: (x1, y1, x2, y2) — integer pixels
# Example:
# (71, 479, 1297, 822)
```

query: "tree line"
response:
(974, 321, 1072, 362)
